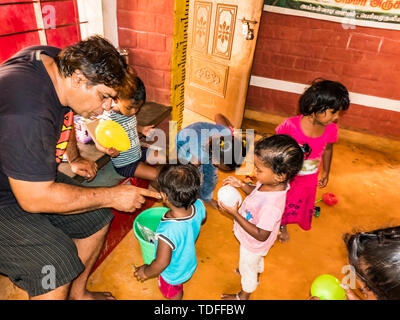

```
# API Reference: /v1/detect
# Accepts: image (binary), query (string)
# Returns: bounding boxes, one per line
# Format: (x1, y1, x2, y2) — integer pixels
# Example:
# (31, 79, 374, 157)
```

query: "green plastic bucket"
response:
(133, 207, 169, 264)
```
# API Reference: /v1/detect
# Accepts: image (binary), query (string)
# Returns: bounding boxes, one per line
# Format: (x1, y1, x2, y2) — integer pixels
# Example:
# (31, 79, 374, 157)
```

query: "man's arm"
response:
(65, 122, 80, 163)
(65, 123, 98, 181)
(8, 178, 160, 214)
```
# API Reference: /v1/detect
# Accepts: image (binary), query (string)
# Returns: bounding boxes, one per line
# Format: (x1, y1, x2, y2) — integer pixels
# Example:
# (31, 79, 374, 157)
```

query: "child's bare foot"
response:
(278, 225, 290, 243)
(221, 291, 250, 300)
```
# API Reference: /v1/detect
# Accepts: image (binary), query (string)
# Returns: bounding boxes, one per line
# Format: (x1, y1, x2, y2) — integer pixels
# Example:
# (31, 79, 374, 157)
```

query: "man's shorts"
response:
(0, 173, 113, 297)
(158, 275, 183, 299)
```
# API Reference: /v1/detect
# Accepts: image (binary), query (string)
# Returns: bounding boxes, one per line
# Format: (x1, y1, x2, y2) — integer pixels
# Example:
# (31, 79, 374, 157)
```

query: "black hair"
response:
(132, 76, 146, 106)
(209, 135, 248, 171)
(54, 35, 128, 89)
(116, 69, 146, 109)
(157, 164, 200, 210)
(254, 134, 304, 184)
(343, 226, 400, 300)
(299, 78, 350, 116)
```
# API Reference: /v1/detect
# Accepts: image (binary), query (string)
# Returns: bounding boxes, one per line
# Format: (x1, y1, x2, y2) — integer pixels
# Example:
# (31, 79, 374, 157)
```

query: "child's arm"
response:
(319, 143, 333, 188)
(218, 201, 271, 242)
(134, 239, 172, 282)
(93, 140, 120, 158)
(85, 119, 120, 158)
(223, 176, 255, 195)
(137, 124, 155, 137)
(201, 211, 207, 225)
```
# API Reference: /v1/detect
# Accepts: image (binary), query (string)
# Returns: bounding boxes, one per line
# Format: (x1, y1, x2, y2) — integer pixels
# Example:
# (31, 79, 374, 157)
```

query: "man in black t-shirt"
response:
(0, 36, 160, 300)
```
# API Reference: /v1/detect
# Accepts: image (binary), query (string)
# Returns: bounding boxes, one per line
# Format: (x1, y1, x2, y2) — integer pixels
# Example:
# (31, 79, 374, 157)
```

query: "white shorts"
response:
(239, 245, 265, 293)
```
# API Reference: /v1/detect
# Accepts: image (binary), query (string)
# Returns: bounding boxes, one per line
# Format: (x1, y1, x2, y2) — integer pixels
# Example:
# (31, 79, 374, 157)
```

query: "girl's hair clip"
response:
(242, 139, 246, 147)
(220, 140, 225, 148)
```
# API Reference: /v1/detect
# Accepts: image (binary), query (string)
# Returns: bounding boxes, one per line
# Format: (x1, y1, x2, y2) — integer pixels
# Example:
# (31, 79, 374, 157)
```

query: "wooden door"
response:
(185, 0, 264, 128)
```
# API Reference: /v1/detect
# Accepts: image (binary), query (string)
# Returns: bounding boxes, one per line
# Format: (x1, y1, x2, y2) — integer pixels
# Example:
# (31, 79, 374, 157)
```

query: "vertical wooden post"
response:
(169, 0, 189, 161)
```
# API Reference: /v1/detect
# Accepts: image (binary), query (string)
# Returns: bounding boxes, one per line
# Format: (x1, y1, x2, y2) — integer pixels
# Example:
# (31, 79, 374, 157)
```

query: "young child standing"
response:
(95, 75, 160, 182)
(276, 79, 350, 242)
(176, 113, 247, 208)
(218, 134, 304, 300)
(134, 164, 206, 300)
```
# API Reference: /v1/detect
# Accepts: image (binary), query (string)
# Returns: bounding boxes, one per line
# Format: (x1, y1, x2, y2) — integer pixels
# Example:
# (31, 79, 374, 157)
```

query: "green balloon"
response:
(310, 274, 346, 300)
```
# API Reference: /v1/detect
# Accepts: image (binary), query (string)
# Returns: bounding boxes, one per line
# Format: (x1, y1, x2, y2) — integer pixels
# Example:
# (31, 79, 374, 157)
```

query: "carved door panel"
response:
(185, 0, 264, 128)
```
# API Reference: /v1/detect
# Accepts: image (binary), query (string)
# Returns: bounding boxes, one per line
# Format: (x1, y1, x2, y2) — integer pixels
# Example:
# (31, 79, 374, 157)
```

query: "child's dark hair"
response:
(343, 226, 400, 300)
(157, 164, 200, 209)
(299, 78, 350, 116)
(209, 135, 248, 171)
(132, 76, 146, 106)
(255, 134, 303, 184)
(117, 68, 146, 108)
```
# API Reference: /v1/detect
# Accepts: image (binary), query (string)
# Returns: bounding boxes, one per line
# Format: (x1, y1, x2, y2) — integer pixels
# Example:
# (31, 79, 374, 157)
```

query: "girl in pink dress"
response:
(276, 79, 350, 242)
(217, 135, 304, 300)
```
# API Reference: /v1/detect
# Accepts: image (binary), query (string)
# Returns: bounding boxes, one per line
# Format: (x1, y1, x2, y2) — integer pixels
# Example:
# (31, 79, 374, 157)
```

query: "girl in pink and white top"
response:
(218, 135, 304, 300)
(276, 79, 350, 242)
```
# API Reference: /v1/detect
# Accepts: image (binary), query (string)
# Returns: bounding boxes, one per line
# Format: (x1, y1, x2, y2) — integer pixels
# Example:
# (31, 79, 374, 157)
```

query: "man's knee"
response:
(30, 282, 71, 300)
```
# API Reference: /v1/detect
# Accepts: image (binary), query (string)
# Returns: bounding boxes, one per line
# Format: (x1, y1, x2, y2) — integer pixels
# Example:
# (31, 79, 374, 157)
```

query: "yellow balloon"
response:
(95, 120, 130, 151)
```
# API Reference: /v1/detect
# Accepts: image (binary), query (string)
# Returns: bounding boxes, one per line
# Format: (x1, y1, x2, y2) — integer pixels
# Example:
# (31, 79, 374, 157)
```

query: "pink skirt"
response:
(280, 173, 318, 231)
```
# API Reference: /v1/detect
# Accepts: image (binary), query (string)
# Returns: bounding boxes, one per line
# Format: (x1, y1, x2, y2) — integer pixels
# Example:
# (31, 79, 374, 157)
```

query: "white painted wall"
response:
(102, 0, 119, 47)
(77, 0, 118, 47)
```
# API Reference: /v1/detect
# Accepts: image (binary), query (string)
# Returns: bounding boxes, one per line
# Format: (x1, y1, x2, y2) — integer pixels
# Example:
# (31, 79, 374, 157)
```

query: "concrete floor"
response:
(1, 109, 400, 300)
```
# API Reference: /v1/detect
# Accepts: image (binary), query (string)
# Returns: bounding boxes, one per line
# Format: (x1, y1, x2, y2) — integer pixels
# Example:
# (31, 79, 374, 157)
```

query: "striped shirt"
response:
(103, 111, 142, 168)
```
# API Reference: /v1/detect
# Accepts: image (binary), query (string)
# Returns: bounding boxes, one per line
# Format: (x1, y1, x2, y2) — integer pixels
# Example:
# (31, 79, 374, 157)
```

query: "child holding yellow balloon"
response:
(95, 76, 161, 182)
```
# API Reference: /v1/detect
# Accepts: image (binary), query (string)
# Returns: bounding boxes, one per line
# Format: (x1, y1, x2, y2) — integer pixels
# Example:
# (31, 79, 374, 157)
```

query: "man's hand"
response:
(110, 185, 161, 212)
(69, 157, 98, 182)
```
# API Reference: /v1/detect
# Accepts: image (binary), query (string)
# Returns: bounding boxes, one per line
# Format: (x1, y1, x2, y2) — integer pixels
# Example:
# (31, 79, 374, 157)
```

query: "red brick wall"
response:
(116, 0, 174, 106)
(246, 11, 400, 139)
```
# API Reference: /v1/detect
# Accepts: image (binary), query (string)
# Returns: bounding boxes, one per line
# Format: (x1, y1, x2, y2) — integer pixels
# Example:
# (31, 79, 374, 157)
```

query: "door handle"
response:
(239, 18, 258, 25)
(239, 18, 258, 40)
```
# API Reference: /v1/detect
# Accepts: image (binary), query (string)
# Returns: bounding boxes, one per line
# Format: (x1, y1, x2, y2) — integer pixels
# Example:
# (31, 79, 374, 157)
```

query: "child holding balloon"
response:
(218, 135, 304, 300)
(276, 79, 350, 242)
(95, 75, 160, 182)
